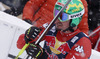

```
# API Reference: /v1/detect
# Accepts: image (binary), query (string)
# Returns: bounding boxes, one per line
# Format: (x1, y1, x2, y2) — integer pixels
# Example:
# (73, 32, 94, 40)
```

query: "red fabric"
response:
(22, 0, 57, 23)
(17, 27, 91, 58)
(89, 26, 100, 48)
(65, 37, 91, 59)
(78, 0, 89, 35)
(57, 29, 91, 59)
(42, 2, 54, 13)
(32, 8, 54, 27)
(43, 29, 91, 59)
(56, 29, 81, 42)
(17, 34, 25, 49)
(22, 0, 46, 21)
(96, 40, 100, 52)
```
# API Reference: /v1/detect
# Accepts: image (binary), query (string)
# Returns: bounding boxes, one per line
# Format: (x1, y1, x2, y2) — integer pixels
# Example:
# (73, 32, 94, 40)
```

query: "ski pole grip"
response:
(15, 43, 30, 59)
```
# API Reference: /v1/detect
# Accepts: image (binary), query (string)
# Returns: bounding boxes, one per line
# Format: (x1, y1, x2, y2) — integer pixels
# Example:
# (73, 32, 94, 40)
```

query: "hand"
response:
(4, 7, 21, 16)
(24, 19, 32, 24)
(4, 9, 12, 14)
(26, 43, 43, 58)
(24, 27, 41, 43)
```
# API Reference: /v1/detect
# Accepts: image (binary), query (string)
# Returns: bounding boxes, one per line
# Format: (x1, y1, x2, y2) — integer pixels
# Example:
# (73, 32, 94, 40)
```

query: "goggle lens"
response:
(54, 9, 69, 22)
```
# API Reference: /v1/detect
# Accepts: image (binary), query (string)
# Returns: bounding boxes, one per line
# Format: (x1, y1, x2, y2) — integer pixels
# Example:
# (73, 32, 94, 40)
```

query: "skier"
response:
(22, 0, 89, 35)
(24, 0, 92, 59)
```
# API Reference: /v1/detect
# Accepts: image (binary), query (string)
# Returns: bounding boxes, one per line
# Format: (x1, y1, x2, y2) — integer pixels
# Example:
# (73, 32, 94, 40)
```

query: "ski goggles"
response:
(54, 9, 85, 22)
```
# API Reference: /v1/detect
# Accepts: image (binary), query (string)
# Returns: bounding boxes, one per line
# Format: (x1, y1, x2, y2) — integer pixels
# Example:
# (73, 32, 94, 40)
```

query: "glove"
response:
(4, 7, 21, 16)
(24, 27, 41, 43)
(24, 19, 32, 24)
(26, 43, 43, 58)
(4, 9, 12, 14)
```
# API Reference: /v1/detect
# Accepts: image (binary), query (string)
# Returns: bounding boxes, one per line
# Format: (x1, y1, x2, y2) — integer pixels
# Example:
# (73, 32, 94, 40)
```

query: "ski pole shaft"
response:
(15, 43, 29, 59)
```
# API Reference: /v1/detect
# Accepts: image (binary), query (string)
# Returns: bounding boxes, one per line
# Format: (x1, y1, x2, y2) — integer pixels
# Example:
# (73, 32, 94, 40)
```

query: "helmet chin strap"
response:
(62, 26, 74, 32)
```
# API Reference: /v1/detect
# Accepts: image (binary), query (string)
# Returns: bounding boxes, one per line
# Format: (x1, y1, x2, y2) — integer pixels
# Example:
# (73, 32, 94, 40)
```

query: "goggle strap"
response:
(68, 9, 85, 19)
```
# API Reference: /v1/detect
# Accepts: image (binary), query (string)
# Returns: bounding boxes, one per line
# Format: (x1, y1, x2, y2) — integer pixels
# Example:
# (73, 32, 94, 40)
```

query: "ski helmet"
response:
(54, 0, 85, 27)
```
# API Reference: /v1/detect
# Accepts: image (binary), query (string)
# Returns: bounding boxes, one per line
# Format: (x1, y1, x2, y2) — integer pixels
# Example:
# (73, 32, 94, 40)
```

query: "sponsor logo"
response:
(43, 23, 48, 28)
(71, 36, 78, 43)
(50, 26, 56, 33)
(57, 2, 64, 7)
(74, 46, 84, 53)
(71, 13, 82, 19)
(71, 55, 76, 59)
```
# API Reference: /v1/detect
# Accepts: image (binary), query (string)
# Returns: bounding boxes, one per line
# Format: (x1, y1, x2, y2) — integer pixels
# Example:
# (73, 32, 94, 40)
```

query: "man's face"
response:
(55, 19, 70, 31)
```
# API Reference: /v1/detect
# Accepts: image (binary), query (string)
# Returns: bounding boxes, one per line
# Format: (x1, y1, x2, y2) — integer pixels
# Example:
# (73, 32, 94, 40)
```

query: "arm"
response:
(22, 0, 46, 22)
(65, 37, 91, 59)
(78, 0, 89, 35)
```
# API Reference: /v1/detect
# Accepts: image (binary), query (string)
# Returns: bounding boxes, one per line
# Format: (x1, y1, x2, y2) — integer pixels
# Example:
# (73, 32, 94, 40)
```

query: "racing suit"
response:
(37, 25, 91, 59)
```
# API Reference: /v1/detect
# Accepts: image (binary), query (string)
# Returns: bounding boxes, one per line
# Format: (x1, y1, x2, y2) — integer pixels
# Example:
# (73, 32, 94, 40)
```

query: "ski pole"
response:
(15, 43, 29, 59)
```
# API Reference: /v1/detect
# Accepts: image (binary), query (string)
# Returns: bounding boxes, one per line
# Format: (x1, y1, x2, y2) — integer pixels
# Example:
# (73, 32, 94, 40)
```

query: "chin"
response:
(56, 27, 61, 30)
(55, 25, 65, 30)
(56, 27, 63, 31)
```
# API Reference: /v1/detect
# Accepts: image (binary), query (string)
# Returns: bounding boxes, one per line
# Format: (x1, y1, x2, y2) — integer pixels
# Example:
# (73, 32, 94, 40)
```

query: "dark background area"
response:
(87, 0, 100, 30)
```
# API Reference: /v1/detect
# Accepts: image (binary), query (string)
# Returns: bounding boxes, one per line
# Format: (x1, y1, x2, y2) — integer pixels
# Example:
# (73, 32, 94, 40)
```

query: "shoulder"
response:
(75, 32, 91, 52)
(73, 37, 91, 58)
(65, 37, 91, 59)
(66, 32, 92, 59)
